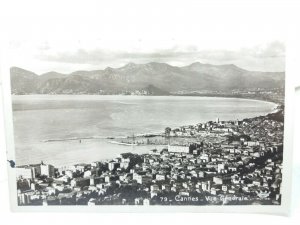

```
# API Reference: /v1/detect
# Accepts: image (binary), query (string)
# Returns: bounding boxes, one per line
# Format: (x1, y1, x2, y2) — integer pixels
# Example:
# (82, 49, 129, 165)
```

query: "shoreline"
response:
(13, 94, 283, 168)
(106, 102, 282, 147)
(18, 95, 280, 145)
(16, 105, 284, 168)
(12, 93, 282, 105)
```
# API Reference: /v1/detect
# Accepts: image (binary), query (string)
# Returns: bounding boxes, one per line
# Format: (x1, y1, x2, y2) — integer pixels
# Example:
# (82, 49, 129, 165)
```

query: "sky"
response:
(7, 40, 285, 74)
(0, 0, 290, 74)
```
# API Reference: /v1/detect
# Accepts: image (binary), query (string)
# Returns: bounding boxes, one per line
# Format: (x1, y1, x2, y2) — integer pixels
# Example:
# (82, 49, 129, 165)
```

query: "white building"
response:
(16, 164, 41, 179)
(143, 199, 150, 205)
(40, 164, 55, 177)
(108, 161, 119, 171)
(88, 198, 96, 206)
(168, 145, 190, 153)
(16, 167, 35, 179)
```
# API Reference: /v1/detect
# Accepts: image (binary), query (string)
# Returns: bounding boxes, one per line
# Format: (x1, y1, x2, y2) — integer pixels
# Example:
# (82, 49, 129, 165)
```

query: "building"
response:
(245, 141, 259, 147)
(143, 199, 150, 205)
(204, 181, 211, 191)
(222, 185, 228, 192)
(213, 176, 231, 185)
(71, 177, 90, 187)
(65, 170, 74, 178)
(108, 161, 119, 171)
(17, 190, 34, 205)
(135, 198, 143, 205)
(162, 184, 171, 191)
(199, 153, 210, 162)
(150, 184, 159, 191)
(16, 167, 36, 180)
(120, 161, 130, 169)
(156, 174, 166, 181)
(168, 145, 191, 154)
(18, 192, 31, 205)
(16, 163, 42, 180)
(136, 175, 152, 184)
(211, 187, 221, 195)
(88, 198, 96, 206)
(217, 163, 226, 173)
(40, 163, 55, 177)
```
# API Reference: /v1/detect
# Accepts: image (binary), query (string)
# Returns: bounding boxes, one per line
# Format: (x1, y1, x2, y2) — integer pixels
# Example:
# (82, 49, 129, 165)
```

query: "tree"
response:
(165, 127, 172, 136)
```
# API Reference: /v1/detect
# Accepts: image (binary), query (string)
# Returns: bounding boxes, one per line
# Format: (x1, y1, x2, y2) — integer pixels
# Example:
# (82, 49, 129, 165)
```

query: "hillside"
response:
(10, 62, 285, 95)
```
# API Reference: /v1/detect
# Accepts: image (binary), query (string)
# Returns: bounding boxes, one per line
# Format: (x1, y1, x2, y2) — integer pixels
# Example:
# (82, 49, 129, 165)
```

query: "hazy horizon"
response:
(8, 40, 285, 75)
(11, 58, 285, 76)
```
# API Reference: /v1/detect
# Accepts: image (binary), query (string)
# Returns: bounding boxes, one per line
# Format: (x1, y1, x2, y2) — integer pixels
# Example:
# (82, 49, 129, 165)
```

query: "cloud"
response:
(35, 41, 285, 72)
(37, 45, 198, 64)
(250, 41, 285, 58)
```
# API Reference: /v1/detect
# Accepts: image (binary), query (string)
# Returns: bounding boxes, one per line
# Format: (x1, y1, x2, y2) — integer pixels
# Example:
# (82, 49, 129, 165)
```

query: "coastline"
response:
(16, 102, 283, 168)
(106, 99, 282, 147)
(13, 94, 283, 167)
(14, 94, 280, 146)
(41, 102, 279, 147)
(12, 93, 283, 104)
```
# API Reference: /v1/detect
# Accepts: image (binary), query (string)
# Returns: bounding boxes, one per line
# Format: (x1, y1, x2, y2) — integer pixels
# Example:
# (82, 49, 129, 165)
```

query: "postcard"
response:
(0, 2, 295, 214)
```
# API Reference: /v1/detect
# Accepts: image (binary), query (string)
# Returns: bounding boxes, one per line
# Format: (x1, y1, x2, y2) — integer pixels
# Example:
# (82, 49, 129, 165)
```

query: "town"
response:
(16, 107, 284, 206)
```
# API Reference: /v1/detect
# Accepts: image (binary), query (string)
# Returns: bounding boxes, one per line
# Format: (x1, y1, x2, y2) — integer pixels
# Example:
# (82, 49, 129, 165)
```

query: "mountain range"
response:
(10, 62, 285, 95)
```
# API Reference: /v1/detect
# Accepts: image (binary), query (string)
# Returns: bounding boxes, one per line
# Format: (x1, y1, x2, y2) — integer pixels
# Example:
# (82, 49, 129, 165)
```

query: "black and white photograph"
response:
(8, 40, 286, 207)
(0, 0, 297, 217)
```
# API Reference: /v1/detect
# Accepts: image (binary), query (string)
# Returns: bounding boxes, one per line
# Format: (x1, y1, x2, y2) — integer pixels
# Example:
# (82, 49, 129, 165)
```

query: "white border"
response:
(0, 39, 294, 215)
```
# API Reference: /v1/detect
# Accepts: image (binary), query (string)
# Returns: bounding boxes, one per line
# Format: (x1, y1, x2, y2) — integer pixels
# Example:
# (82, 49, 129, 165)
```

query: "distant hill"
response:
(140, 84, 171, 96)
(10, 62, 285, 95)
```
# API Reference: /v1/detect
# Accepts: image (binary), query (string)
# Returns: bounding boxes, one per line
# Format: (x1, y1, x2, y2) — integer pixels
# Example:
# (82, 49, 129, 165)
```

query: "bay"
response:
(12, 95, 276, 167)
